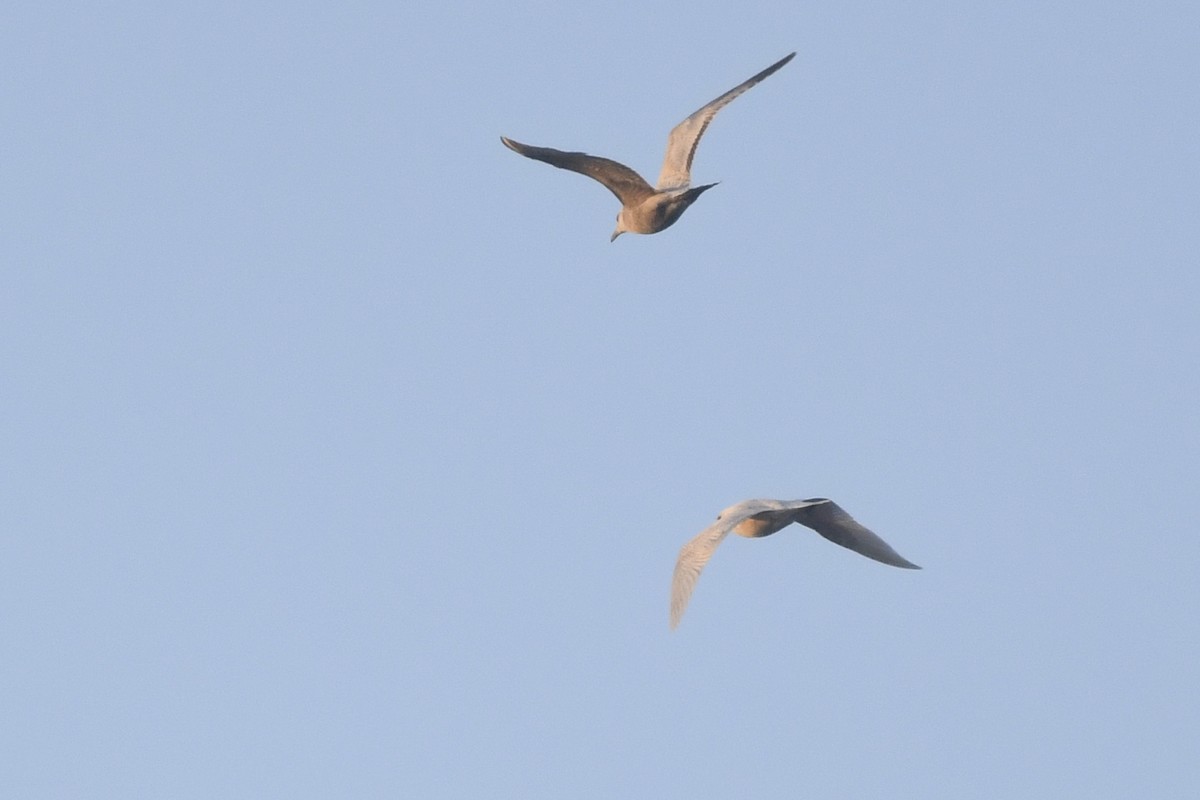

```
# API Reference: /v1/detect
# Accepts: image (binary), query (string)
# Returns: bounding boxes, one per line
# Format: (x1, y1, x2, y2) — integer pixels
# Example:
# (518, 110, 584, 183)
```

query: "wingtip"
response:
(773, 51, 798, 71)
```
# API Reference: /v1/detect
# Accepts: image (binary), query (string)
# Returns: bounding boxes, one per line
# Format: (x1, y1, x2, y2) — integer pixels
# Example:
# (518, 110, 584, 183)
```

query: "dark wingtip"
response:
(884, 553, 922, 570)
(760, 51, 797, 79)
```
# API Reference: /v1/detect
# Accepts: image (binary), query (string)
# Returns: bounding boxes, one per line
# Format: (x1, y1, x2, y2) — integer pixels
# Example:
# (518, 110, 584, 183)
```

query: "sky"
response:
(3, 1, 1199, 797)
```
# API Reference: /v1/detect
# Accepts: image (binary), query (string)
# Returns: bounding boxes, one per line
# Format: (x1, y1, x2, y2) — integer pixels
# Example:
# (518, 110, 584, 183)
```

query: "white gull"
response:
(670, 497, 920, 629)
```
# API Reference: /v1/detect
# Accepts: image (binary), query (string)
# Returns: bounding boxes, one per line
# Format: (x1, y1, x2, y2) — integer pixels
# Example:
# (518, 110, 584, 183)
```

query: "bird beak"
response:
(610, 229, 623, 242)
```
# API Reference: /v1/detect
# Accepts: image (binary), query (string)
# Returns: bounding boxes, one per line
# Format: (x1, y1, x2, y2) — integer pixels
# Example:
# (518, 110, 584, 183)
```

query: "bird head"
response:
(610, 211, 627, 242)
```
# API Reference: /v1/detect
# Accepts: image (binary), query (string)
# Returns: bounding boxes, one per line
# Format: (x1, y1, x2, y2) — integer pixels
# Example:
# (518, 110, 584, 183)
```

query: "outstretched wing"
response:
(501, 137, 655, 206)
(791, 499, 921, 569)
(670, 503, 763, 629)
(655, 52, 795, 191)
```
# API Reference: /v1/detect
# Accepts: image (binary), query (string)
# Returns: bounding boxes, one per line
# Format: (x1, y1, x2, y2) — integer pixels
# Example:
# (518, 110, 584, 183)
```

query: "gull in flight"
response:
(501, 52, 795, 241)
(670, 498, 920, 629)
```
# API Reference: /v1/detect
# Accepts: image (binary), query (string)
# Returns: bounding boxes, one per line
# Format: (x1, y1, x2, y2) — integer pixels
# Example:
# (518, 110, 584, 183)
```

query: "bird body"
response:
(501, 51, 795, 240)
(670, 498, 920, 629)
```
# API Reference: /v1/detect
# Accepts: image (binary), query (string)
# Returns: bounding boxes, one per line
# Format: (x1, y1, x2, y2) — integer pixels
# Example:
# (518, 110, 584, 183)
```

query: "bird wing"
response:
(670, 503, 763, 629)
(501, 137, 655, 206)
(655, 52, 796, 191)
(790, 499, 921, 569)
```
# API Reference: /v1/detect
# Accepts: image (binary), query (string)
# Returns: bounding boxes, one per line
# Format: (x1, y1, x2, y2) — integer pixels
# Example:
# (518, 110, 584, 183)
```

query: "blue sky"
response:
(3, 1, 1199, 797)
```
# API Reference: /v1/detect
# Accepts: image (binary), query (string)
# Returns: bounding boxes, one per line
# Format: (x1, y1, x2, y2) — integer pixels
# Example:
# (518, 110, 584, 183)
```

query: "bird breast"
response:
(733, 515, 790, 538)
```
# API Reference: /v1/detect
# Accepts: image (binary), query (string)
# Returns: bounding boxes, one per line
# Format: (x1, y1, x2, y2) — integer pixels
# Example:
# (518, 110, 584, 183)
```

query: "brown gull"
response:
(501, 52, 796, 241)
(670, 498, 920, 629)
